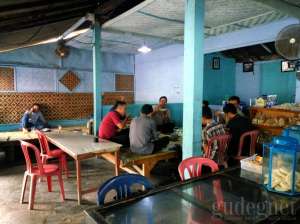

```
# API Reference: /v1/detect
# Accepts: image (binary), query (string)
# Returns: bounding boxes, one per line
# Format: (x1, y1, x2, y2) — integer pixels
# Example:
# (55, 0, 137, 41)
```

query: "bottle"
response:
(87, 119, 94, 135)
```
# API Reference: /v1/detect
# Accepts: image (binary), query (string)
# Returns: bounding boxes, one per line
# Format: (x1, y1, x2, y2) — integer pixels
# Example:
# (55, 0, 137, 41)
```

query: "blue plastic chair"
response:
(97, 174, 153, 206)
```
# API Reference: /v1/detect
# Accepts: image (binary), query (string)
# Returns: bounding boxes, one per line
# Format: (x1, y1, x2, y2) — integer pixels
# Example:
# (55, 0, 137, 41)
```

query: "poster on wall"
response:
(212, 57, 220, 70)
(281, 60, 296, 72)
(243, 62, 254, 73)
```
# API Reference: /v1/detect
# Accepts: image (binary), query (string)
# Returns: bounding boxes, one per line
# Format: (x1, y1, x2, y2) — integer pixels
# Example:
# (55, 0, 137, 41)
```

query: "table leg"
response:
(114, 151, 120, 176)
(76, 159, 82, 205)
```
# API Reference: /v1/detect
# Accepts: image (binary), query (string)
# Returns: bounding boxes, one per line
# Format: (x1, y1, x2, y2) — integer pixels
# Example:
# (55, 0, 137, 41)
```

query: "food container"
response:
(241, 154, 263, 175)
(263, 136, 300, 196)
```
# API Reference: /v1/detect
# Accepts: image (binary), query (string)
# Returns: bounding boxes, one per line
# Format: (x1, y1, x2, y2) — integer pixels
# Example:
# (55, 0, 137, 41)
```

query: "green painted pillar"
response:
(182, 0, 205, 159)
(93, 21, 102, 135)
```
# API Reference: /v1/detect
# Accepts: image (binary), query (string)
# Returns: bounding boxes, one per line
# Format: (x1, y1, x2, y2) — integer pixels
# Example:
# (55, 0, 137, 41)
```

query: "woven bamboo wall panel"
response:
(59, 70, 81, 91)
(0, 67, 14, 91)
(0, 93, 92, 124)
(115, 74, 134, 91)
(102, 92, 134, 105)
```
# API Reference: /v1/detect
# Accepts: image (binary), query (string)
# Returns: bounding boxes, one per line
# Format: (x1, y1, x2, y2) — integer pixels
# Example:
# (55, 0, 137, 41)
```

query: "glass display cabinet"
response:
(263, 136, 300, 196)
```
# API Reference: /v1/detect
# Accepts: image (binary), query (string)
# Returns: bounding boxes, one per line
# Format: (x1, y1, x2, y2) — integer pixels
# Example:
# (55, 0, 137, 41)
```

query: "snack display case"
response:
(263, 136, 300, 196)
(250, 106, 300, 136)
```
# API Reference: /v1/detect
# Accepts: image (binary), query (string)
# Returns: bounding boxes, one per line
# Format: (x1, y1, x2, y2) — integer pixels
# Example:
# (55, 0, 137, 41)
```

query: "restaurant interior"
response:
(0, 0, 300, 223)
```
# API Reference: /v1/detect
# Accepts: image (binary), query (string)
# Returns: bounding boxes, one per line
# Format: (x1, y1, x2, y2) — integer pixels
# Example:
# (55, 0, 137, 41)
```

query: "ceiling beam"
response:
(95, 0, 126, 16)
(252, 0, 300, 20)
(61, 14, 94, 40)
(261, 43, 273, 54)
(0, 10, 84, 33)
(137, 11, 184, 24)
(95, 0, 144, 24)
(0, 1, 96, 22)
(0, 8, 91, 32)
(103, 0, 156, 27)
(102, 28, 182, 44)
(0, 0, 85, 13)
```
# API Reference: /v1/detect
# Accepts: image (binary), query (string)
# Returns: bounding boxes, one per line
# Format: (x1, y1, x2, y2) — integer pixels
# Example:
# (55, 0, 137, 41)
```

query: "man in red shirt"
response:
(99, 101, 129, 147)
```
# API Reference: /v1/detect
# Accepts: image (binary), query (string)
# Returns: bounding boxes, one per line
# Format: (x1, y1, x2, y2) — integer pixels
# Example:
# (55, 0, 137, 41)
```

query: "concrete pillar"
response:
(93, 21, 102, 135)
(182, 0, 205, 159)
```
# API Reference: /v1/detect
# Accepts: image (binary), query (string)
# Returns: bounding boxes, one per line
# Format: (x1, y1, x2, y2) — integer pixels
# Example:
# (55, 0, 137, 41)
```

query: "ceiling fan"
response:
(275, 23, 300, 79)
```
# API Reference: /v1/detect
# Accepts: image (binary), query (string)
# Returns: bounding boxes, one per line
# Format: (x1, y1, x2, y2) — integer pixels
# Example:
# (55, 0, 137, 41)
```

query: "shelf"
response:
(253, 124, 284, 130)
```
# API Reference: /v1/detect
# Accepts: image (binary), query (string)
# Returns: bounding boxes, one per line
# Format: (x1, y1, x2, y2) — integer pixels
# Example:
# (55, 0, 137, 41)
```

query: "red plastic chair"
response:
(20, 140, 65, 210)
(206, 134, 231, 168)
(178, 157, 219, 181)
(235, 130, 259, 160)
(36, 130, 69, 178)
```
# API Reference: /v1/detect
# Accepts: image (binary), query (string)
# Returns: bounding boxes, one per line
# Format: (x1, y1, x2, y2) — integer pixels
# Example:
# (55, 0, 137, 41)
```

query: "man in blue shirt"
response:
(21, 104, 47, 131)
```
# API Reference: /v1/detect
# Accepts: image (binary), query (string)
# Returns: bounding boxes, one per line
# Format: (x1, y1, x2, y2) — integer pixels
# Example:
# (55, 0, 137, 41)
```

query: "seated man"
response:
(223, 103, 253, 157)
(202, 100, 212, 127)
(202, 107, 226, 162)
(152, 96, 175, 134)
(228, 96, 248, 117)
(109, 98, 128, 120)
(130, 104, 169, 155)
(99, 101, 130, 147)
(203, 100, 210, 107)
(21, 104, 47, 131)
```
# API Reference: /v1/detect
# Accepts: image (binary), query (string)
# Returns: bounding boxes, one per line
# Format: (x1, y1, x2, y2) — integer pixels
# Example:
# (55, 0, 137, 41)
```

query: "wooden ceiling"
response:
(0, 0, 144, 33)
(222, 42, 282, 62)
(0, 0, 144, 52)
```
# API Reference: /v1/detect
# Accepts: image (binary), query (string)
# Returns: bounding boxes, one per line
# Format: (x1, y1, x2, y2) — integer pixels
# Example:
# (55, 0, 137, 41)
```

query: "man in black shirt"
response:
(223, 103, 252, 157)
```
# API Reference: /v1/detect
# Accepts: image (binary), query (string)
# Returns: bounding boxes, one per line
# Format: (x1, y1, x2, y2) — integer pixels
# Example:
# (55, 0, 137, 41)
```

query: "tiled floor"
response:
(0, 158, 178, 224)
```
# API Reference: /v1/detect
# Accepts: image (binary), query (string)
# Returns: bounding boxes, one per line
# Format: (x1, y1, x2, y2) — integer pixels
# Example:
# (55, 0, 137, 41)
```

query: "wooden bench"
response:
(101, 149, 179, 177)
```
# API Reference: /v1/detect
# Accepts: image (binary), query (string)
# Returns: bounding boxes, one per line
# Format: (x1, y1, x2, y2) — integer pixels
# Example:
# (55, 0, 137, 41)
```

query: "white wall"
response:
(135, 44, 184, 103)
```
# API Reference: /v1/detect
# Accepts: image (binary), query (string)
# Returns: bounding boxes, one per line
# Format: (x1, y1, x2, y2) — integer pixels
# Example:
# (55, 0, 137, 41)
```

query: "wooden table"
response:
(0, 126, 87, 164)
(0, 131, 37, 142)
(45, 132, 122, 205)
(0, 126, 87, 142)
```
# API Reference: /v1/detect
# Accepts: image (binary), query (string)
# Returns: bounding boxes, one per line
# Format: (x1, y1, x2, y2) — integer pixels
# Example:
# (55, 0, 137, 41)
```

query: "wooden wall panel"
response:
(0, 93, 92, 124)
(115, 74, 134, 91)
(102, 92, 134, 105)
(0, 67, 14, 91)
(59, 70, 81, 91)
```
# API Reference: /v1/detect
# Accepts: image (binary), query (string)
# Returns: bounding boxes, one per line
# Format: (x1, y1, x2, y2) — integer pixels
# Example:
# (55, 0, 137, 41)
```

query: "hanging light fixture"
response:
(138, 45, 152, 54)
